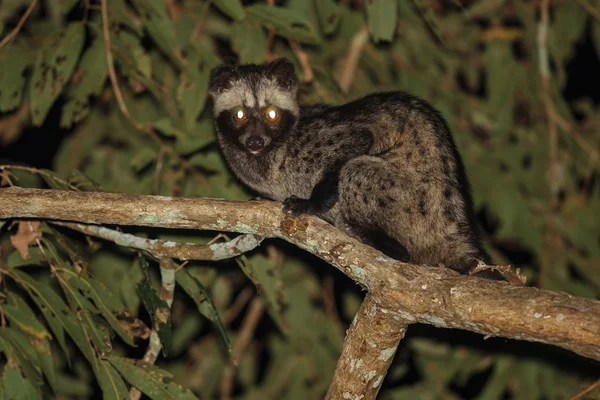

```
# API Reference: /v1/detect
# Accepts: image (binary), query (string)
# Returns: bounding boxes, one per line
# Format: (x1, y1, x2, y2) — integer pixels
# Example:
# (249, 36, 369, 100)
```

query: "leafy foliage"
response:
(1, 0, 600, 398)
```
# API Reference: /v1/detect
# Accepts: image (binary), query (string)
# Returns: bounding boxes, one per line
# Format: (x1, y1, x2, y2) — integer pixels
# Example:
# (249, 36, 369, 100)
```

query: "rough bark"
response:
(325, 295, 408, 400)
(2, 187, 600, 364)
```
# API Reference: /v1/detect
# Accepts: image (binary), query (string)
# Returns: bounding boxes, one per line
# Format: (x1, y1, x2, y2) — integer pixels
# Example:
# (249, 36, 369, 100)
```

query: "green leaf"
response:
(231, 17, 267, 64)
(57, 269, 137, 346)
(0, 328, 45, 387)
(9, 270, 96, 364)
(176, 269, 215, 321)
(315, 0, 342, 35)
(0, 42, 34, 112)
(60, 32, 109, 128)
(0, 326, 56, 392)
(55, 272, 112, 354)
(1, 362, 42, 400)
(67, 170, 103, 191)
(112, 29, 153, 80)
(236, 254, 288, 334)
(3, 294, 51, 341)
(106, 0, 143, 35)
(176, 268, 231, 353)
(137, 259, 171, 355)
(29, 22, 85, 126)
(131, 146, 158, 172)
(365, 0, 398, 43)
(246, 5, 321, 45)
(95, 360, 130, 400)
(174, 119, 215, 154)
(6, 248, 45, 269)
(176, 48, 210, 128)
(130, 0, 184, 69)
(188, 151, 228, 172)
(8, 271, 70, 358)
(213, 0, 246, 21)
(108, 357, 199, 400)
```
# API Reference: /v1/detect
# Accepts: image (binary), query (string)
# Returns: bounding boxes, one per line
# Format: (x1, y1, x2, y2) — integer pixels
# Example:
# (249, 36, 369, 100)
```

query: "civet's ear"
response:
(267, 58, 296, 89)
(208, 64, 238, 96)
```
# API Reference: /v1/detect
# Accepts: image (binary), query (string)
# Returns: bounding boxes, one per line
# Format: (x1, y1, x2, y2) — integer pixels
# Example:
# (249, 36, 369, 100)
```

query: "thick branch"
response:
(2, 187, 600, 362)
(326, 295, 408, 400)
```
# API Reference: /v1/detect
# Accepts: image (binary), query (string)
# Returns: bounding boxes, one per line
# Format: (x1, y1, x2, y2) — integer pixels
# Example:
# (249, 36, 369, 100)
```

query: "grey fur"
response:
(209, 58, 501, 279)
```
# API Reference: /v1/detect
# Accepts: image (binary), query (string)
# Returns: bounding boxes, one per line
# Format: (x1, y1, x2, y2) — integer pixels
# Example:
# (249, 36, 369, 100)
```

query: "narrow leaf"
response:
(130, 0, 183, 68)
(137, 258, 171, 355)
(315, 0, 342, 35)
(1, 363, 42, 400)
(95, 360, 130, 400)
(29, 22, 86, 125)
(366, 0, 398, 43)
(231, 17, 267, 64)
(177, 269, 231, 354)
(6, 248, 45, 269)
(0, 43, 34, 112)
(58, 269, 137, 346)
(213, 0, 246, 21)
(61, 30, 109, 128)
(246, 5, 321, 45)
(108, 357, 199, 400)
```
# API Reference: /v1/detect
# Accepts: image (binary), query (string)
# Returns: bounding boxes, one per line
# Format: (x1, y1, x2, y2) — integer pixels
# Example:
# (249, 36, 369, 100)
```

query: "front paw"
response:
(282, 196, 318, 216)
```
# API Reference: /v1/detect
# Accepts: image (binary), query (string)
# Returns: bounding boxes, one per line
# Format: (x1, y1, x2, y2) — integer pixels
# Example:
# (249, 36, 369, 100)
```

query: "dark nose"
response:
(245, 136, 265, 152)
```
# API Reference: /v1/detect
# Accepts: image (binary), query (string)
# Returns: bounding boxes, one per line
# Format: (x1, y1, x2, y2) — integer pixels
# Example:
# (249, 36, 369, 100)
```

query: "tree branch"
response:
(1, 187, 600, 363)
(52, 221, 263, 260)
(325, 294, 408, 400)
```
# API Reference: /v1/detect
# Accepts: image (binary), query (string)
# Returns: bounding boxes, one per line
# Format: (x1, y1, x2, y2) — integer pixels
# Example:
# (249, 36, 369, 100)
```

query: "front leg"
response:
(282, 167, 340, 218)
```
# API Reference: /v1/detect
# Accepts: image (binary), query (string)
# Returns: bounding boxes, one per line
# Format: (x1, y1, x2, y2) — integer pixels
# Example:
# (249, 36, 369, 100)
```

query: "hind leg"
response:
(336, 156, 413, 262)
(334, 214, 410, 261)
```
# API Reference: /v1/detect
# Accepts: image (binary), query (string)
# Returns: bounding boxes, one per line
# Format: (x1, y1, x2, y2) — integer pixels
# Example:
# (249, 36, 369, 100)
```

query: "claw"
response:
(282, 196, 316, 216)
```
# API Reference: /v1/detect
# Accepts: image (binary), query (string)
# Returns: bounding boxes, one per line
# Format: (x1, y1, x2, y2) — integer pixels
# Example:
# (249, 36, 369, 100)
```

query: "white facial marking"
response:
(256, 77, 299, 116)
(213, 79, 256, 114)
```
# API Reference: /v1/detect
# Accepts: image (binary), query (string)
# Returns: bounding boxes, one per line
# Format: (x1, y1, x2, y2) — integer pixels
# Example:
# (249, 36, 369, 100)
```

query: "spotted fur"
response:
(209, 58, 501, 279)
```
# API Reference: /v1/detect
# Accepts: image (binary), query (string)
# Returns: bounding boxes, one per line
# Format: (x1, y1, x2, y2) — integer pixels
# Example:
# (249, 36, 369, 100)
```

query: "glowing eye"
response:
(232, 106, 246, 122)
(264, 106, 280, 123)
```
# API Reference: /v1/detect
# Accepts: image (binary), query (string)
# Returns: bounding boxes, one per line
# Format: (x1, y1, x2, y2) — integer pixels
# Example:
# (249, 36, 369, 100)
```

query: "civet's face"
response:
(209, 58, 299, 156)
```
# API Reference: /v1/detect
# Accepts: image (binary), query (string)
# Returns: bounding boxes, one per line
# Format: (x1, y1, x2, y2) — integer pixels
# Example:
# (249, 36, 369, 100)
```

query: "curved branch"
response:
(1, 187, 600, 362)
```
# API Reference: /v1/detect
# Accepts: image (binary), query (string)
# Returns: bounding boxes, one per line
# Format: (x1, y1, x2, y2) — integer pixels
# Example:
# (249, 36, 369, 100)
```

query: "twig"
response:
(0, 0, 39, 50)
(51, 222, 263, 261)
(289, 41, 314, 83)
(130, 257, 176, 400)
(3, 187, 600, 362)
(222, 287, 255, 326)
(190, 0, 213, 42)
(336, 25, 370, 93)
(326, 295, 408, 400)
(575, 0, 600, 23)
(537, 0, 558, 176)
(220, 298, 265, 400)
(152, 148, 166, 194)
(262, 0, 314, 83)
(568, 378, 600, 400)
(0, 165, 80, 191)
(537, 0, 559, 289)
(129, 331, 161, 400)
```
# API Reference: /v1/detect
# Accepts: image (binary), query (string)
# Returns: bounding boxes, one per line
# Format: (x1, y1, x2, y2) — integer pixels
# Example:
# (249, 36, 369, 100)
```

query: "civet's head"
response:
(208, 58, 299, 156)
